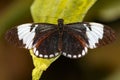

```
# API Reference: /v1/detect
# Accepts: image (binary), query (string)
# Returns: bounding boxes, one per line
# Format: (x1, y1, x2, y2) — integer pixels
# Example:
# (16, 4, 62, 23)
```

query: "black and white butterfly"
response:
(5, 19, 116, 59)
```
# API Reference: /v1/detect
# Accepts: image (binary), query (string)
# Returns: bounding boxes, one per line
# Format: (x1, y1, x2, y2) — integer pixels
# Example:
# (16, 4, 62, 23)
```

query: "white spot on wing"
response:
(62, 52, 67, 56)
(35, 24, 38, 27)
(35, 50, 39, 56)
(39, 54, 43, 57)
(33, 48, 36, 53)
(73, 55, 77, 58)
(78, 54, 81, 58)
(49, 54, 54, 58)
(55, 52, 59, 56)
(84, 47, 88, 53)
(82, 50, 85, 56)
(67, 54, 72, 58)
(44, 55, 48, 58)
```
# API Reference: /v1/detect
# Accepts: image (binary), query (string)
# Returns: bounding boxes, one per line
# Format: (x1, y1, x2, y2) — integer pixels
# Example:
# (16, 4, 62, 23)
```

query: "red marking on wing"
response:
(35, 30, 57, 48)
(67, 31, 87, 48)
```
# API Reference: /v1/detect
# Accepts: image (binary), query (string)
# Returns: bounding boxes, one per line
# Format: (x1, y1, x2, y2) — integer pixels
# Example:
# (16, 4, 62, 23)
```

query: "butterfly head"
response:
(58, 19, 64, 24)
(58, 19, 64, 32)
(58, 19, 64, 26)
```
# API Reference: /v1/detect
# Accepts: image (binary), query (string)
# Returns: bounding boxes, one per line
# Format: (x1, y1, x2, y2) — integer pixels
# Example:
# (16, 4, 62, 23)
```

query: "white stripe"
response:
(86, 32, 96, 49)
(17, 24, 31, 40)
(93, 30, 103, 39)
(23, 32, 31, 44)
(27, 41, 34, 49)
(25, 33, 35, 48)
(18, 31, 28, 40)
(85, 23, 104, 49)
(17, 23, 36, 49)
(88, 31, 97, 43)
(18, 26, 31, 33)
(93, 29, 103, 39)
(17, 24, 31, 36)
(90, 31, 99, 43)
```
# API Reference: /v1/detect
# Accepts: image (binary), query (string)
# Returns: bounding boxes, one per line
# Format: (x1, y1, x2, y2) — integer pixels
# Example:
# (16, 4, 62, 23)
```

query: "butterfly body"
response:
(5, 19, 116, 59)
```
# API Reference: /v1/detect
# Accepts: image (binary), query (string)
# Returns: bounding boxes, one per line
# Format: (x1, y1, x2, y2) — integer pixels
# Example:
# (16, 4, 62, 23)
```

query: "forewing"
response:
(83, 22, 116, 49)
(65, 22, 116, 49)
(5, 23, 57, 49)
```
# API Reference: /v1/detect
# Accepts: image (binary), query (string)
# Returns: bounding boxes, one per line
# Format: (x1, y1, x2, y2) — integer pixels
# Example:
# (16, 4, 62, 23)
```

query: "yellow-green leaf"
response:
(29, 50, 59, 80)
(31, 0, 96, 24)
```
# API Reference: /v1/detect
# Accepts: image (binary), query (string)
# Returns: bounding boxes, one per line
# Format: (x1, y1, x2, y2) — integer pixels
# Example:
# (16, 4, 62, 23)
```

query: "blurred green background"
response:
(0, 0, 120, 80)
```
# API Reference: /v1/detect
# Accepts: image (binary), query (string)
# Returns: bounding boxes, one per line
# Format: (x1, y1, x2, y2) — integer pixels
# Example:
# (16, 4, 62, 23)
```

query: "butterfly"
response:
(5, 19, 116, 59)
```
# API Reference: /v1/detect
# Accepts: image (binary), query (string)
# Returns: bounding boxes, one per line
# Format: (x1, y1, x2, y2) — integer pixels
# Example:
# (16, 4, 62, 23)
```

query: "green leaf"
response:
(30, 0, 97, 80)
(29, 50, 59, 80)
(31, 0, 96, 24)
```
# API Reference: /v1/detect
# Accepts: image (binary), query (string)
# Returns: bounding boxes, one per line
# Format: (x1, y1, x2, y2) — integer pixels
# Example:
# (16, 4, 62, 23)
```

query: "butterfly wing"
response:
(62, 22, 116, 58)
(33, 31, 60, 58)
(65, 22, 116, 49)
(62, 31, 88, 58)
(6, 23, 37, 48)
(82, 22, 116, 49)
(5, 23, 60, 58)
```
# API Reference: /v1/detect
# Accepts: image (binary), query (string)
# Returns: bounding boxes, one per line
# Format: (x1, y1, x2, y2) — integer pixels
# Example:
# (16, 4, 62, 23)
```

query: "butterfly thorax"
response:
(58, 19, 64, 34)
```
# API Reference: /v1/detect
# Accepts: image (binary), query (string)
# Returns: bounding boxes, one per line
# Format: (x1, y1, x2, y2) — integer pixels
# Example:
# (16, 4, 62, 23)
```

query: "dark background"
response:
(0, 0, 120, 80)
